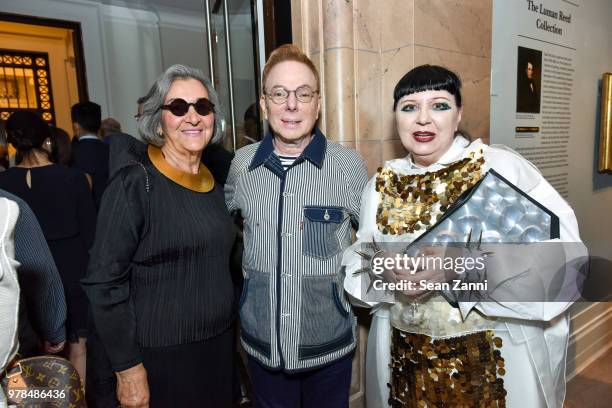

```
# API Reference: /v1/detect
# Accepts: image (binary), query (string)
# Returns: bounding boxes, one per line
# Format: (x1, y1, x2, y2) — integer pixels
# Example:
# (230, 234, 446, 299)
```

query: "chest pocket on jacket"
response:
(302, 206, 345, 259)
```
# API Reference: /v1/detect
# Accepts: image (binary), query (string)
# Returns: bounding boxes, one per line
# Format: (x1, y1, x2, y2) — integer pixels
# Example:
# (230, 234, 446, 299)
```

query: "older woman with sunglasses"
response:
(82, 65, 236, 408)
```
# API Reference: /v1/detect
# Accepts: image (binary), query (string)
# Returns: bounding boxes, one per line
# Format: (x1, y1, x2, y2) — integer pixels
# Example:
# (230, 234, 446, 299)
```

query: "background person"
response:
(99, 117, 122, 142)
(0, 198, 20, 407)
(49, 126, 73, 167)
(70, 101, 109, 209)
(239, 102, 262, 147)
(0, 188, 67, 358)
(0, 110, 96, 383)
(0, 123, 9, 171)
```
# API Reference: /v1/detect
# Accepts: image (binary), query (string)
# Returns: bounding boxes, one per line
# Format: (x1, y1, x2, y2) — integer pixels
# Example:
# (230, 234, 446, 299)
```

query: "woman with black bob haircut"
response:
(343, 65, 586, 407)
(392, 64, 462, 110)
(0, 110, 96, 382)
(82, 64, 237, 408)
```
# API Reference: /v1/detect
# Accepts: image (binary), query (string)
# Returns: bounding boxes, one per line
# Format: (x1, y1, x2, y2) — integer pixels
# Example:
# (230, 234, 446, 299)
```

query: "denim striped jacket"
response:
(225, 129, 368, 372)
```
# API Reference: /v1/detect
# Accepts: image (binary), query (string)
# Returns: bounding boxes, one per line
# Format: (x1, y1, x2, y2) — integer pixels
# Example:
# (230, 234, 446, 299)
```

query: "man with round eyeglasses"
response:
(225, 44, 368, 407)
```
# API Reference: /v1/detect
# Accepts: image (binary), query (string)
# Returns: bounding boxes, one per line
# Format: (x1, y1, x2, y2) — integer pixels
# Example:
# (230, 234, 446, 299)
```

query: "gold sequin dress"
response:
(342, 136, 586, 408)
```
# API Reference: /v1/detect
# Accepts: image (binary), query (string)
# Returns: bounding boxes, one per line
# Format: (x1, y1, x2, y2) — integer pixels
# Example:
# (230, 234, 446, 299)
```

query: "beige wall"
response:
(559, 0, 612, 378)
(291, 0, 492, 177)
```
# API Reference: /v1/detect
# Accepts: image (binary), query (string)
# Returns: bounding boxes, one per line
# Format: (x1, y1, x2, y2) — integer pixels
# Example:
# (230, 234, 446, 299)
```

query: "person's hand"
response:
(393, 260, 446, 300)
(43, 340, 65, 354)
(116, 363, 150, 408)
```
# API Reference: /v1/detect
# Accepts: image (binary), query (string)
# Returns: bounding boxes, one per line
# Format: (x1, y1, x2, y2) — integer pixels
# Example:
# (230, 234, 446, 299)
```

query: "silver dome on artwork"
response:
(406, 169, 559, 248)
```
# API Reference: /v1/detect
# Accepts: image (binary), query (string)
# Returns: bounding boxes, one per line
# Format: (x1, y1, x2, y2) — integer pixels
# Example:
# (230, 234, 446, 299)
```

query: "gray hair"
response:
(138, 64, 225, 146)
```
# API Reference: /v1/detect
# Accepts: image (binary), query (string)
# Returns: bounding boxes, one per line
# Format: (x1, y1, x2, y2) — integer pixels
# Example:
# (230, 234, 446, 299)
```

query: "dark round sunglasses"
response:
(160, 98, 215, 117)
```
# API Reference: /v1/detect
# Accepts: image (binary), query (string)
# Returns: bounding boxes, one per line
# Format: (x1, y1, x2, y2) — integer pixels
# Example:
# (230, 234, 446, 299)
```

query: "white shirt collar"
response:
(79, 134, 99, 141)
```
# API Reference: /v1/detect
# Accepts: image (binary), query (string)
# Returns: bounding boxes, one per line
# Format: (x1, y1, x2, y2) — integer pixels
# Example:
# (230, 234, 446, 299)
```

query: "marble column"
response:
(292, 0, 492, 177)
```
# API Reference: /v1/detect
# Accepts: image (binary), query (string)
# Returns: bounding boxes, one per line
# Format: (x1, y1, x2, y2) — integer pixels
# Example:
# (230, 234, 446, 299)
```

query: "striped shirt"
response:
(0, 189, 66, 344)
(225, 128, 368, 372)
(276, 154, 298, 171)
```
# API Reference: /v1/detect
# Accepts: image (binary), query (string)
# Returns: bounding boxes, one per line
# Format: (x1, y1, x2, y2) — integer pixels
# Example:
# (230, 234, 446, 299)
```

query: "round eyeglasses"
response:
(264, 86, 319, 105)
(160, 98, 215, 117)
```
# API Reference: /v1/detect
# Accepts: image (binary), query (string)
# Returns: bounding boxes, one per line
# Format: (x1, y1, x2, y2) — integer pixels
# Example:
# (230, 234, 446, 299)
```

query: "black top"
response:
(517, 75, 540, 113)
(71, 137, 109, 209)
(82, 146, 237, 372)
(202, 143, 234, 185)
(0, 165, 96, 288)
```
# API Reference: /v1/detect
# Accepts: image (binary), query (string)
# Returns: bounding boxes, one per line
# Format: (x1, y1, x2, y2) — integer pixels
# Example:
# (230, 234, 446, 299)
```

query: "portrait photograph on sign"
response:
(516, 46, 542, 114)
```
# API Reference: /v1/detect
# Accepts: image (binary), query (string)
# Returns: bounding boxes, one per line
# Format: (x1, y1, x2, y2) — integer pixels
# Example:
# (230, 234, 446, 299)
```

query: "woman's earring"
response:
(44, 139, 52, 153)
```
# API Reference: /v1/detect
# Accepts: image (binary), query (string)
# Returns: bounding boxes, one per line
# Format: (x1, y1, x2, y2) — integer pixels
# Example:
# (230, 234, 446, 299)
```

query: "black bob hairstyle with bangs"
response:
(393, 65, 462, 110)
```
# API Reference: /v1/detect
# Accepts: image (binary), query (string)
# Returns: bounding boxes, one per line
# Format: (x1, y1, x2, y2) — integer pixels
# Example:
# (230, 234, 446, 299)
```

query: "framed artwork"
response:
(599, 73, 612, 173)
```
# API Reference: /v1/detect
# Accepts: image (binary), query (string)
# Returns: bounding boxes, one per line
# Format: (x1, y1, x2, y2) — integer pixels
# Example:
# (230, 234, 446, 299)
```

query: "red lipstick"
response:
(413, 131, 435, 142)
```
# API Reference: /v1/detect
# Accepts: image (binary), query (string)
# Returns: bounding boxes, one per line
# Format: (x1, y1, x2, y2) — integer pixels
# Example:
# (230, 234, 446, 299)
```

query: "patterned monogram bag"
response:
(1, 356, 86, 407)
